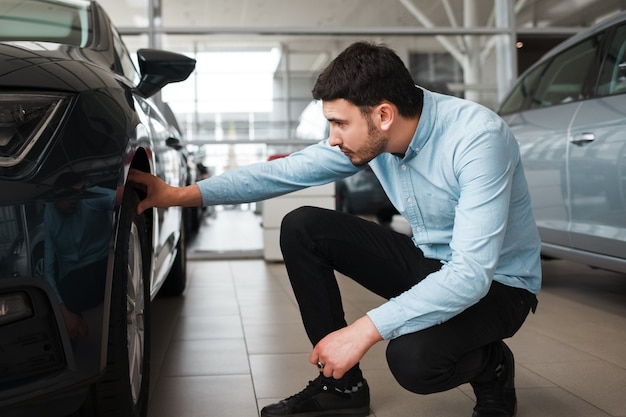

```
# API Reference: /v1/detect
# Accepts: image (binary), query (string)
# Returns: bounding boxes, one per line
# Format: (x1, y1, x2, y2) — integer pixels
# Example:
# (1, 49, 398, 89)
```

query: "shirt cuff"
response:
(366, 301, 405, 340)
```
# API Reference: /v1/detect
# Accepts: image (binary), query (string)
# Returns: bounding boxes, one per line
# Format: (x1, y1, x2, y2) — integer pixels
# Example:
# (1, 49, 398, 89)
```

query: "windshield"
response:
(0, 0, 91, 47)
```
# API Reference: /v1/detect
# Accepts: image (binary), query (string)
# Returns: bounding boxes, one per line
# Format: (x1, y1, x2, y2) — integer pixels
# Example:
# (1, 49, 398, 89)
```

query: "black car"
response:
(0, 1, 195, 416)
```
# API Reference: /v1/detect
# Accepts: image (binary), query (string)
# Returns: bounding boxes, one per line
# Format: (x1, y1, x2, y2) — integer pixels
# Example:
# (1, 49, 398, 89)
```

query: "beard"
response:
(348, 116, 389, 167)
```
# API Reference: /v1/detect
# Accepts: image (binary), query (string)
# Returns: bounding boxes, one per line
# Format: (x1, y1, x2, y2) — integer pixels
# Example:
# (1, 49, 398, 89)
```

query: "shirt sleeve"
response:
(367, 126, 519, 339)
(196, 140, 360, 206)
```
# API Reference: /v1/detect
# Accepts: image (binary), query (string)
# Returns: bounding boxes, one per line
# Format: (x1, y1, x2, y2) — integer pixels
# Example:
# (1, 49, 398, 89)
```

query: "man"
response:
(44, 173, 119, 341)
(129, 41, 541, 417)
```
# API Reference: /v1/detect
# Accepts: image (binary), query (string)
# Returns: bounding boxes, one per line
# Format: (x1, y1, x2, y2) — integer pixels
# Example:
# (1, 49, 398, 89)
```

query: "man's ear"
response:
(376, 102, 394, 131)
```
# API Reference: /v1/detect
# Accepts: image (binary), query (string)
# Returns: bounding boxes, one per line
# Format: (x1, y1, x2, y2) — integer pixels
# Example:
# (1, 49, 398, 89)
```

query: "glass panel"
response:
(529, 35, 602, 109)
(0, 0, 91, 47)
(498, 61, 548, 115)
(597, 24, 626, 97)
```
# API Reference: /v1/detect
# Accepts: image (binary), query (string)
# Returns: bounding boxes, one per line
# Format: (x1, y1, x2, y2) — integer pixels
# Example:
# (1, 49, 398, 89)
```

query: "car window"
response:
(111, 25, 139, 84)
(0, 0, 91, 46)
(528, 34, 603, 110)
(498, 61, 548, 115)
(597, 24, 626, 97)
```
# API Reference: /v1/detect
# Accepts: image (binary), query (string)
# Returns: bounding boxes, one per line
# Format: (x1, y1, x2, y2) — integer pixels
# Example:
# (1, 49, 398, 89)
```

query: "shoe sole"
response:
(261, 406, 370, 417)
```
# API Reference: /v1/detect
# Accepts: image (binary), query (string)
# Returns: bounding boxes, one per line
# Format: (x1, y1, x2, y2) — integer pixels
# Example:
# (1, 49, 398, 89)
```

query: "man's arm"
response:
(127, 169, 202, 214)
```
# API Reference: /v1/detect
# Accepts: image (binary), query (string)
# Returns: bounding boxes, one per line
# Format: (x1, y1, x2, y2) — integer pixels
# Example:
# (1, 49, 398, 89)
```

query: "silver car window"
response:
(597, 24, 626, 97)
(498, 61, 548, 115)
(529, 36, 601, 109)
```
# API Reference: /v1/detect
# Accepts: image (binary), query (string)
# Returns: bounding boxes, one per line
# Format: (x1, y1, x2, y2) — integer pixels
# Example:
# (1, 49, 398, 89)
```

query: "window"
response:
(528, 34, 603, 110)
(409, 52, 461, 96)
(111, 25, 139, 84)
(597, 24, 626, 97)
(0, 0, 90, 46)
(498, 61, 548, 115)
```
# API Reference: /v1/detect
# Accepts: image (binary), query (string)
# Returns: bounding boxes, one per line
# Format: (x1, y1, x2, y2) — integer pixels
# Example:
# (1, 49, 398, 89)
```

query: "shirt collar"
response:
(406, 87, 435, 158)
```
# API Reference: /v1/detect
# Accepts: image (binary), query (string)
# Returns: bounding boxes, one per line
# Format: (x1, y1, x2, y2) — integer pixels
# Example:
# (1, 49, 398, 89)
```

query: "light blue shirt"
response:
(197, 88, 542, 340)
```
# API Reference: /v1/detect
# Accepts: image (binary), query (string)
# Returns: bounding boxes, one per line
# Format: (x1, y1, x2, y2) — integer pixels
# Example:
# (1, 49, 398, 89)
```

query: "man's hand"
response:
(309, 315, 383, 379)
(127, 169, 202, 214)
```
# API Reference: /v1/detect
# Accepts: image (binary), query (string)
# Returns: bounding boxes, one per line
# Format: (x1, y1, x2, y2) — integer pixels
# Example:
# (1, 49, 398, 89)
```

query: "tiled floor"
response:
(147, 208, 626, 417)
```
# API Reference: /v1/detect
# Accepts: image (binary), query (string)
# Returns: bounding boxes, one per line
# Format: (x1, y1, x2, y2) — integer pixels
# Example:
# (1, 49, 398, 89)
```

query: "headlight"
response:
(0, 292, 33, 326)
(0, 93, 68, 168)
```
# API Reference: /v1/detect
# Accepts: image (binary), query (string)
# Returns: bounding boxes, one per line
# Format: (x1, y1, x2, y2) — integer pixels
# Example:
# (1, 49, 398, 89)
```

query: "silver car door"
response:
(567, 23, 626, 260)
(505, 35, 601, 250)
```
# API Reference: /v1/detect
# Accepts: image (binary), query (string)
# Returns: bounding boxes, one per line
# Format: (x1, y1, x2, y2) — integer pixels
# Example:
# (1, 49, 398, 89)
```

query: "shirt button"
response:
(416, 226, 422, 232)
(401, 164, 407, 171)
(407, 197, 413, 204)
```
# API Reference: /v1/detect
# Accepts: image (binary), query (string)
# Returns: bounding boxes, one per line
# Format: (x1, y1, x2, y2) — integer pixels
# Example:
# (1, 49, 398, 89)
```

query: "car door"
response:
(500, 34, 602, 248)
(567, 23, 626, 259)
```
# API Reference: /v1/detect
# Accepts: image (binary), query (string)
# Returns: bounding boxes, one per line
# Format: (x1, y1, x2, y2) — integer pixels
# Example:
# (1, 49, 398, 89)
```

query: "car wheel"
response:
(158, 216, 187, 297)
(188, 206, 201, 234)
(85, 189, 151, 417)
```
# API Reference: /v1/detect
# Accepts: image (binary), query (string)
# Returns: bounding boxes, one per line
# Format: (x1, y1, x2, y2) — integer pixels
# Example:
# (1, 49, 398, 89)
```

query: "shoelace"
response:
(281, 377, 327, 404)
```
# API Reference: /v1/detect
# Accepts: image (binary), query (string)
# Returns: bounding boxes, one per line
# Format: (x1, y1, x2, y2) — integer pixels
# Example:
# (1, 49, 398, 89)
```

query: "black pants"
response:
(280, 206, 537, 394)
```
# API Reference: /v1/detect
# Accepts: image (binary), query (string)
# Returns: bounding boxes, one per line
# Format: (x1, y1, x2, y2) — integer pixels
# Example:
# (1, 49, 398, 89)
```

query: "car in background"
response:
(160, 102, 214, 234)
(498, 10, 626, 273)
(0, 1, 195, 416)
(295, 100, 398, 224)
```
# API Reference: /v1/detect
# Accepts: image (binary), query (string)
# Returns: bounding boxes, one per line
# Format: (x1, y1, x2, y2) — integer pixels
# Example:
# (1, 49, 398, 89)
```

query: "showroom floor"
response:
(147, 208, 626, 417)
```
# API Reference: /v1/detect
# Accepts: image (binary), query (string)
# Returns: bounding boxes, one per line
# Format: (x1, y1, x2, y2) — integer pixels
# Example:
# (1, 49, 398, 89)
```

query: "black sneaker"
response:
(470, 342, 517, 417)
(260, 374, 370, 417)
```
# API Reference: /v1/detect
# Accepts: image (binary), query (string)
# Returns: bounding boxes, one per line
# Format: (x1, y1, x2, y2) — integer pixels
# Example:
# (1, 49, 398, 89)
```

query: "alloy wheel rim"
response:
(126, 221, 145, 404)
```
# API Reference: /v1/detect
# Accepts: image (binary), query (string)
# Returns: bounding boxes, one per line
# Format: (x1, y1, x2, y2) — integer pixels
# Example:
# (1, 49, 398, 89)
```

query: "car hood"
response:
(0, 41, 119, 92)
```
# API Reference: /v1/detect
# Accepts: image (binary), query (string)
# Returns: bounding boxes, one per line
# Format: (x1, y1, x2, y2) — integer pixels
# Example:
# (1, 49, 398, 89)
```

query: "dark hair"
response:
(312, 41, 423, 118)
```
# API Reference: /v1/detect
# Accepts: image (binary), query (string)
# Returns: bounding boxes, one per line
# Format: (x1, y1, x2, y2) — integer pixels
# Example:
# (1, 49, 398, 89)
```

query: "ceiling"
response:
(109, 0, 626, 32)
(105, 0, 626, 108)
(109, 0, 626, 69)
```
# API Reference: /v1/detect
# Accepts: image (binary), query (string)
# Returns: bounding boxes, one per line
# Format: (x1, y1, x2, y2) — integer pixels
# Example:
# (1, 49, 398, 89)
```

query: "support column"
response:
(463, 0, 481, 102)
(495, 0, 517, 103)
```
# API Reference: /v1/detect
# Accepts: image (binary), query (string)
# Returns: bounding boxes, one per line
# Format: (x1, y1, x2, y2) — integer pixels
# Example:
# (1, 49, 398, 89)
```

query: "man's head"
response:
(53, 172, 86, 215)
(312, 41, 423, 119)
(313, 42, 423, 166)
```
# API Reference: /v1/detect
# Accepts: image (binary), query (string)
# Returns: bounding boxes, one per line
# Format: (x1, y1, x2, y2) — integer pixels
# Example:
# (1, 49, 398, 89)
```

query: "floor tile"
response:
(150, 375, 258, 417)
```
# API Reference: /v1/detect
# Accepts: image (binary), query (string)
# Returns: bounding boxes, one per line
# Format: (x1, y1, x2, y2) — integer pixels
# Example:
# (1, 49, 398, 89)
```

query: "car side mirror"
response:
(134, 49, 196, 98)
(166, 137, 183, 150)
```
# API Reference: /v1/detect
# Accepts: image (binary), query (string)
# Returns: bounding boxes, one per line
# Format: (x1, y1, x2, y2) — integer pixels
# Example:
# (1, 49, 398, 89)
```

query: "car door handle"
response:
(569, 132, 595, 146)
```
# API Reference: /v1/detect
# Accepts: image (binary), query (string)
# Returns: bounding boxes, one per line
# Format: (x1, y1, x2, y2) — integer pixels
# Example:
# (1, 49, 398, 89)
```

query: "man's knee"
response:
(386, 337, 444, 395)
(281, 206, 318, 232)
(279, 206, 330, 253)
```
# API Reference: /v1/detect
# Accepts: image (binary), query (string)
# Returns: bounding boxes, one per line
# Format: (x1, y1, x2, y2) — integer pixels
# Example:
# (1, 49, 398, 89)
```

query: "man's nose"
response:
(328, 130, 341, 147)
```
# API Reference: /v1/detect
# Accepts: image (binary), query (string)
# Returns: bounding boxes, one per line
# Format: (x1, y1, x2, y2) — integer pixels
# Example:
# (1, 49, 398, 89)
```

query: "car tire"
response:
(187, 206, 201, 234)
(83, 189, 151, 417)
(158, 216, 187, 297)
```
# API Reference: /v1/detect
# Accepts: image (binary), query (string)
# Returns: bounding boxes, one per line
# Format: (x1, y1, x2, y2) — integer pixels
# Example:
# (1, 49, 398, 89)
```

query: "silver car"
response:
(498, 11, 626, 273)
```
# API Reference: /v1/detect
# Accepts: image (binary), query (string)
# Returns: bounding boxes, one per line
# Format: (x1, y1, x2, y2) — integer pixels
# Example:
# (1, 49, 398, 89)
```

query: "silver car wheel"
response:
(126, 221, 145, 405)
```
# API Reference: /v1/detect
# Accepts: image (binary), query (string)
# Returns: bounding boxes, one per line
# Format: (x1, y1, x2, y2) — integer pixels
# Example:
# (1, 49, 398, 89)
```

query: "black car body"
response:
(0, 1, 195, 416)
